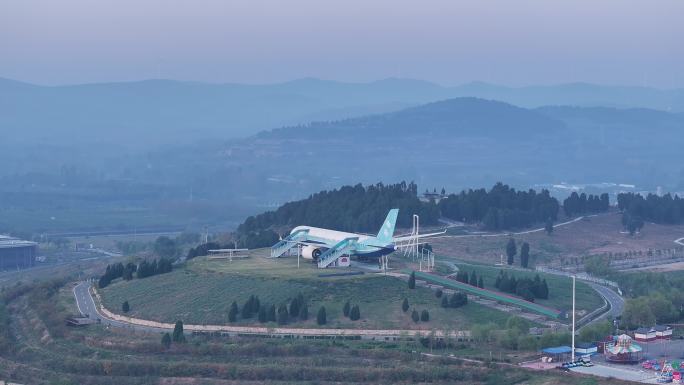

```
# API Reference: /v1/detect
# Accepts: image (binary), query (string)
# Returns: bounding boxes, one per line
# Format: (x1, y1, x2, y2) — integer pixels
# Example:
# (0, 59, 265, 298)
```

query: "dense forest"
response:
(617, 272, 684, 328)
(618, 192, 684, 225)
(237, 182, 440, 238)
(562, 192, 610, 217)
(437, 183, 559, 230)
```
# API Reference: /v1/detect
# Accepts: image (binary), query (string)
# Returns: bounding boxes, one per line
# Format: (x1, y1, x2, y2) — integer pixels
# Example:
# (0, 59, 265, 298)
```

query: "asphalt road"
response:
(73, 281, 167, 333)
(586, 282, 625, 324)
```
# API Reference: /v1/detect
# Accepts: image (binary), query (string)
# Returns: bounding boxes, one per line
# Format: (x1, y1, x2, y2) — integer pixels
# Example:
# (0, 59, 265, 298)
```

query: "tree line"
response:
(438, 183, 559, 230)
(453, 270, 484, 289)
(618, 192, 684, 234)
(98, 258, 173, 288)
(494, 271, 549, 302)
(236, 182, 439, 248)
(228, 293, 313, 326)
(562, 192, 610, 217)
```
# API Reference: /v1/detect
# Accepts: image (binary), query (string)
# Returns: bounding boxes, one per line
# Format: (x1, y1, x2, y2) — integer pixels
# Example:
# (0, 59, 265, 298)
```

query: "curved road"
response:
(74, 281, 167, 333)
(585, 282, 624, 324)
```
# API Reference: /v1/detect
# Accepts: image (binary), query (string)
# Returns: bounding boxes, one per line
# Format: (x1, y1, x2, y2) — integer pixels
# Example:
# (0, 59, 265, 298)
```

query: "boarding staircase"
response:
(317, 237, 358, 268)
(270, 229, 309, 258)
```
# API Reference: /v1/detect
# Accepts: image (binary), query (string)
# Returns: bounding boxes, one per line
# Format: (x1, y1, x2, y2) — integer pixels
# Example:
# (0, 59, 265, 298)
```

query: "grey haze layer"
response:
(1, 77, 683, 145)
(2, 95, 684, 233)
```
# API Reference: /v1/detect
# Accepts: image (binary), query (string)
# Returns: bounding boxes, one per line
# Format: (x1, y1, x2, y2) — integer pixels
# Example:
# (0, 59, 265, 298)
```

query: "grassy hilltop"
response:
(100, 252, 513, 330)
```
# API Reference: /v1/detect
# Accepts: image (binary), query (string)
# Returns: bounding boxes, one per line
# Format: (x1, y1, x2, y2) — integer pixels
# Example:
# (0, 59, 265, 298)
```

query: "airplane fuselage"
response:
(290, 225, 395, 259)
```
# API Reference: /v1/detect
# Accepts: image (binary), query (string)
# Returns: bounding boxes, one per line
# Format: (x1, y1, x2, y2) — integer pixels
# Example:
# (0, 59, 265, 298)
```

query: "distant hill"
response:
(2, 92, 684, 234)
(2, 77, 683, 146)
(263, 97, 564, 139)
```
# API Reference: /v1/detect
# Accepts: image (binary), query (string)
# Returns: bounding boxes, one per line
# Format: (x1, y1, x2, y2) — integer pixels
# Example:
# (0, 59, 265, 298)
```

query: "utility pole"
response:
(572, 275, 576, 362)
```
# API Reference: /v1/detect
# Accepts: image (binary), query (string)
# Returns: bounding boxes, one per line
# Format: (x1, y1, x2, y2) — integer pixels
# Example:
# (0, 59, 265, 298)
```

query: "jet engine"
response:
(301, 245, 323, 260)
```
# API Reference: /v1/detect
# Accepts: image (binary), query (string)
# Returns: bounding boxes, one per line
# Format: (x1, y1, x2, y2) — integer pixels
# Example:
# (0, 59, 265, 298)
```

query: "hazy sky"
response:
(1, 0, 683, 87)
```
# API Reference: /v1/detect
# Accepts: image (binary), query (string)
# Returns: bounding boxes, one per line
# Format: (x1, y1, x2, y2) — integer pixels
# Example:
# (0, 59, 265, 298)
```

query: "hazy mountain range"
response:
(2, 77, 683, 145)
(2, 77, 684, 233)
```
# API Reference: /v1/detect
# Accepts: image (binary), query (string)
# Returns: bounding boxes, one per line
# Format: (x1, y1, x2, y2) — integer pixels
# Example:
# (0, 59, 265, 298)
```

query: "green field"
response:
(100, 254, 514, 330)
(452, 262, 604, 314)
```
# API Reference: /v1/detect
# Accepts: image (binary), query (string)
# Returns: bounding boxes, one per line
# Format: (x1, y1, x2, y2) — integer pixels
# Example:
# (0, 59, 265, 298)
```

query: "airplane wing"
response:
(392, 229, 447, 243)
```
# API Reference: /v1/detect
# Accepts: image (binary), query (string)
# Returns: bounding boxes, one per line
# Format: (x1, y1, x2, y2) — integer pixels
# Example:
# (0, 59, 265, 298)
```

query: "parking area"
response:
(571, 339, 684, 383)
(571, 365, 658, 383)
(638, 338, 684, 361)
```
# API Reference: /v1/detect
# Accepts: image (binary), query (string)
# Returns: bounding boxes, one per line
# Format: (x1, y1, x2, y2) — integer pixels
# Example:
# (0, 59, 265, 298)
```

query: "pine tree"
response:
(253, 296, 261, 313)
(161, 332, 171, 349)
(420, 309, 429, 322)
(350, 305, 360, 321)
(317, 306, 327, 325)
(478, 276, 484, 289)
(541, 279, 549, 299)
(469, 271, 478, 286)
(242, 296, 254, 319)
(172, 320, 185, 343)
(449, 292, 468, 308)
(449, 293, 457, 308)
(506, 238, 517, 265)
(122, 300, 130, 313)
(532, 274, 542, 298)
(258, 306, 267, 323)
(290, 297, 300, 318)
(520, 242, 530, 268)
(411, 310, 419, 323)
(402, 298, 409, 312)
(299, 303, 308, 321)
(277, 304, 289, 325)
(228, 301, 238, 322)
(435, 289, 443, 298)
(408, 271, 416, 289)
(441, 295, 449, 308)
(268, 304, 276, 322)
(343, 300, 351, 317)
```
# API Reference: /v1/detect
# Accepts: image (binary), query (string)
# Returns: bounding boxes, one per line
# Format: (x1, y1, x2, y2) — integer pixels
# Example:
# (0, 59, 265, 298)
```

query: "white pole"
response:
(297, 244, 300, 269)
(572, 275, 576, 362)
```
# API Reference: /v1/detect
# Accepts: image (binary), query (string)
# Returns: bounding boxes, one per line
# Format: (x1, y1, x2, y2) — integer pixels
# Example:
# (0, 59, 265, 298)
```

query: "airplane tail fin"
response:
(376, 209, 399, 243)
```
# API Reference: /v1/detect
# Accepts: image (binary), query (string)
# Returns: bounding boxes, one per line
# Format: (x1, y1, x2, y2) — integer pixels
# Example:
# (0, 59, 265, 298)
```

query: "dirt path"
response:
(430, 214, 599, 241)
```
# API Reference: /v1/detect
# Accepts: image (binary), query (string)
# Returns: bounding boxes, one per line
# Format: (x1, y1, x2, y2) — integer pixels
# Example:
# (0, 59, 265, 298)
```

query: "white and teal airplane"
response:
(270, 209, 444, 268)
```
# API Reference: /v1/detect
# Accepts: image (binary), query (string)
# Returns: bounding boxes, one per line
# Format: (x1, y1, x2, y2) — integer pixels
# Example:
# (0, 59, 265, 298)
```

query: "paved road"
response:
(585, 282, 624, 325)
(431, 213, 606, 241)
(73, 281, 168, 333)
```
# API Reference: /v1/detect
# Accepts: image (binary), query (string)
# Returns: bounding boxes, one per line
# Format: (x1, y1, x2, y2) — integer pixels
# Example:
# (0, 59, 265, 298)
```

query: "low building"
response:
(0, 235, 37, 270)
(654, 325, 673, 339)
(634, 327, 657, 342)
(541, 346, 572, 362)
(575, 342, 598, 356)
